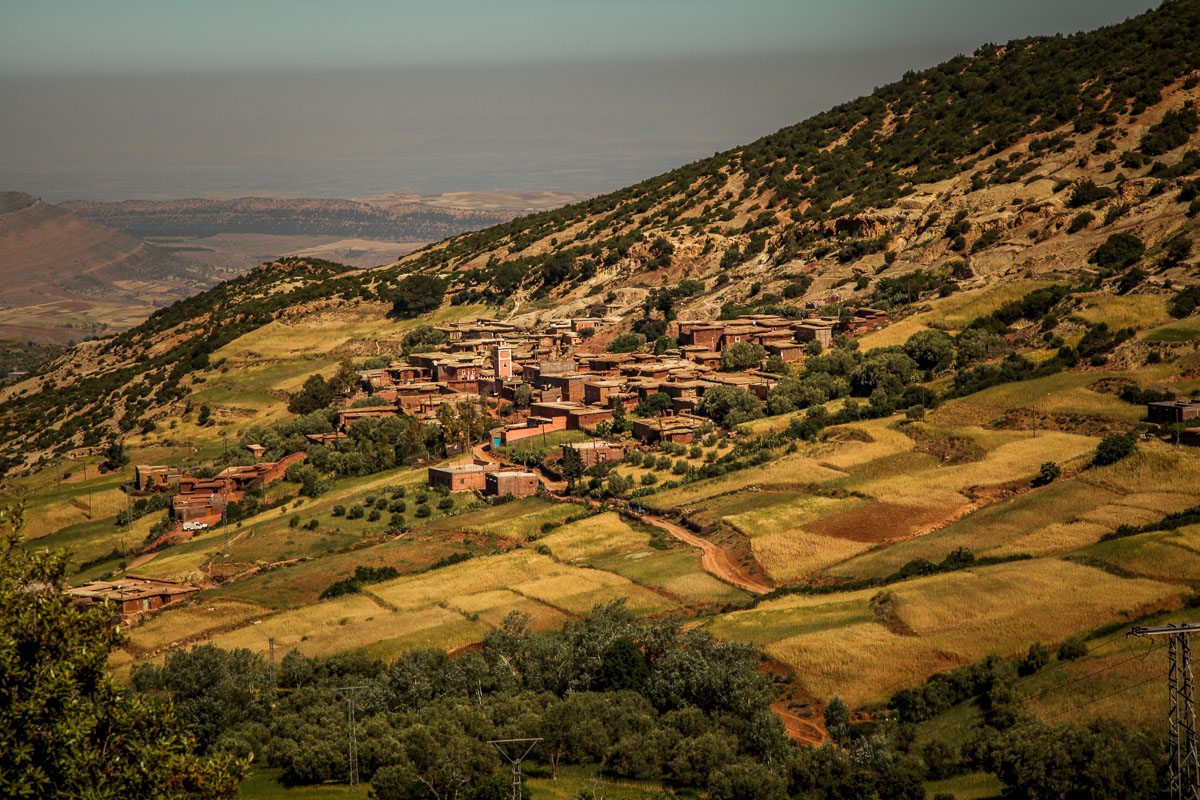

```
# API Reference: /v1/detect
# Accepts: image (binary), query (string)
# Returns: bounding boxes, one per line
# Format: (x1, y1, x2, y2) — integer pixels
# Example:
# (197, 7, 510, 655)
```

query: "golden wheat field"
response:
(713, 558, 1181, 705)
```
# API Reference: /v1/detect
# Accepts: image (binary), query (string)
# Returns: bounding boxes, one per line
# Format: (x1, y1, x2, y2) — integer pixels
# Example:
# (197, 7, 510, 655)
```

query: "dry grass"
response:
(540, 513, 645, 561)
(449, 499, 579, 541)
(593, 548, 746, 603)
(725, 495, 865, 540)
(716, 558, 1179, 705)
(857, 281, 1056, 349)
(1072, 293, 1171, 331)
(647, 453, 845, 509)
(1078, 524, 1200, 582)
(931, 371, 1146, 428)
(751, 528, 871, 581)
(123, 599, 269, 654)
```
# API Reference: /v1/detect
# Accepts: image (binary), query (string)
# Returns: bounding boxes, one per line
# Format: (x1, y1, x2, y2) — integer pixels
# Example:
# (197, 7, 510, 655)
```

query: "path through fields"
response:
(636, 512, 771, 595)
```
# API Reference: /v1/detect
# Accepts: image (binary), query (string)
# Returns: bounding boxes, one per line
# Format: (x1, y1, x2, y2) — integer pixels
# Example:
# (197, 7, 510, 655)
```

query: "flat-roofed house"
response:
(134, 465, 180, 492)
(486, 470, 539, 498)
(567, 406, 614, 430)
(583, 379, 624, 406)
(427, 460, 500, 492)
(542, 373, 586, 402)
(631, 414, 706, 445)
(562, 441, 624, 467)
(794, 322, 834, 346)
(766, 342, 806, 362)
(1147, 399, 1200, 425)
(337, 406, 399, 431)
(68, 575, 199, 620)
(678, 323, 725, 350)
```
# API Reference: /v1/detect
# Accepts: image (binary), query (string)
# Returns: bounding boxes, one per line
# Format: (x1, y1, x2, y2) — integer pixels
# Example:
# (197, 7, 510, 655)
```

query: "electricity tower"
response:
(335, 686, 369, 791)
(489, 738, 541, 800)
(1131, 623, 1200, 800)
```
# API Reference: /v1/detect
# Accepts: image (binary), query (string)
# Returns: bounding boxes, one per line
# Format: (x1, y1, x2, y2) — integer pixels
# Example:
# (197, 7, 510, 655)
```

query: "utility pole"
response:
(335, 687, 369, 791)
(268, 635, 276, 689)
(489, 739, 541, 800)
(221, 480, 230, 558)
(1131, 623, 1200, 800)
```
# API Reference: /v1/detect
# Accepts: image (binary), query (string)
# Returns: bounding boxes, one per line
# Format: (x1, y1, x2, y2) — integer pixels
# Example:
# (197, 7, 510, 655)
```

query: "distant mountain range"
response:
(0, 192, 219, 344)
(58, 195, 535, 242)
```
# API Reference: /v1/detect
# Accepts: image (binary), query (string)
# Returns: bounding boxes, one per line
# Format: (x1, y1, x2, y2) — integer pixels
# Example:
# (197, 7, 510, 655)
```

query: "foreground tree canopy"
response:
(0, 502, 245, 799)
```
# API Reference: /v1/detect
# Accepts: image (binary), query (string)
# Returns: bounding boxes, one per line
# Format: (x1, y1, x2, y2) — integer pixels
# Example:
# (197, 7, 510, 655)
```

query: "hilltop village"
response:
(78, 305, 891, 610)
(317, 307, 888, 489)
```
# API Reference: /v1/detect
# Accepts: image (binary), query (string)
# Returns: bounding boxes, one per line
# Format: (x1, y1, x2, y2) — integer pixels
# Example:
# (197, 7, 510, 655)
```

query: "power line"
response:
(914, 640, 1160, 742)
(1021, 639, 1159, 706)
(1038, 674, 1161, 721)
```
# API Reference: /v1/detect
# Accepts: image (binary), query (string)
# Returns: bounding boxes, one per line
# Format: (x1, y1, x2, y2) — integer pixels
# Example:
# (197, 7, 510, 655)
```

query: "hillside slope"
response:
(372, 0, 1199, 324)
(2, 1, 1200, 466)
(0, 192, 224, 344)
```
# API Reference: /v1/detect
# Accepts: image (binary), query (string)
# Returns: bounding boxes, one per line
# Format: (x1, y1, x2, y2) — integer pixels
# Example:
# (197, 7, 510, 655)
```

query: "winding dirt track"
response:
(635, 513, 771, 595)
(771, 702, 828, 745)
(474, 443, 767, 594)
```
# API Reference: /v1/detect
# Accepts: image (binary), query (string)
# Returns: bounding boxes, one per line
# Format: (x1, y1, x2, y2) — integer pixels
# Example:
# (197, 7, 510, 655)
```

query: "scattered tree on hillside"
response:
(389, 274, 447, 319)
(559, 446, 585, 490)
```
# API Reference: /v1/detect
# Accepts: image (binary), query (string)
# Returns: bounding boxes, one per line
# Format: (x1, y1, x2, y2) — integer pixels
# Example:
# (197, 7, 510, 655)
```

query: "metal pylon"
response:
(1132, 623, 1200, 800)
(489, 738, 541, 800)
(335, 687, 368, 791)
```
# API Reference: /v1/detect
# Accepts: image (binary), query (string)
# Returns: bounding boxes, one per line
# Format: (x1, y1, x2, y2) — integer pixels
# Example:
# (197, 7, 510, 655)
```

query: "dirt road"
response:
(637, 513, 771, 595)
(771, 702, 828, 745)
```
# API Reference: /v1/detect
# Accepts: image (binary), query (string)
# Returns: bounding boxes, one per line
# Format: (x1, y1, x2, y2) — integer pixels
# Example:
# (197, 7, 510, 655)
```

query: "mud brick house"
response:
(766, 342, 806, 362)
(69, 575, 199, 621)
(587, 354, 634, 374)
(583, 379, 624, 406)
(528, 401, 580, 422)
(686, 350, 723, 369)
(567, 405, 614, 430)
(305, 432, 347, 446)
(678, 322, 725, 350)
(631, 414, 706, 445)
(523, 359, 576, 385)
(216, 451, 306, 490)
(427, 460, 500, 492)
(720, 325, 764, 349)
(486, 470, 539, 497)
(1147, 399, 1200, 425)
(172, 484, 228, 524)
(337, 406, 399, 430)
(542, 373, 586, 402)
(134, 465, 181, 492)
(563, 440, 624, 466)
(394, 383, 443, 412)
(794, 321, 834, 346)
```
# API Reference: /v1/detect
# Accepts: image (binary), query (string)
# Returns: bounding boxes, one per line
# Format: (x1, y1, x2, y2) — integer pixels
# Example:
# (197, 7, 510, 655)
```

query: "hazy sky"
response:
(0, 0, 1155, 201)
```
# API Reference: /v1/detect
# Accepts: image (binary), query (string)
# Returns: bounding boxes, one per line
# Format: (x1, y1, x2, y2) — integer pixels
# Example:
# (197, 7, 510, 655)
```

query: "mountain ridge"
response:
(1, 1, 1199, 469)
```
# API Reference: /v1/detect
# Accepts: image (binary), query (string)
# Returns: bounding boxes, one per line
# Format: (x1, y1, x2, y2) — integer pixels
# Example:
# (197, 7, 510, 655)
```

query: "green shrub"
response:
(1093, 434, 1134, 466)
(1091, 233, 1144, 269)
